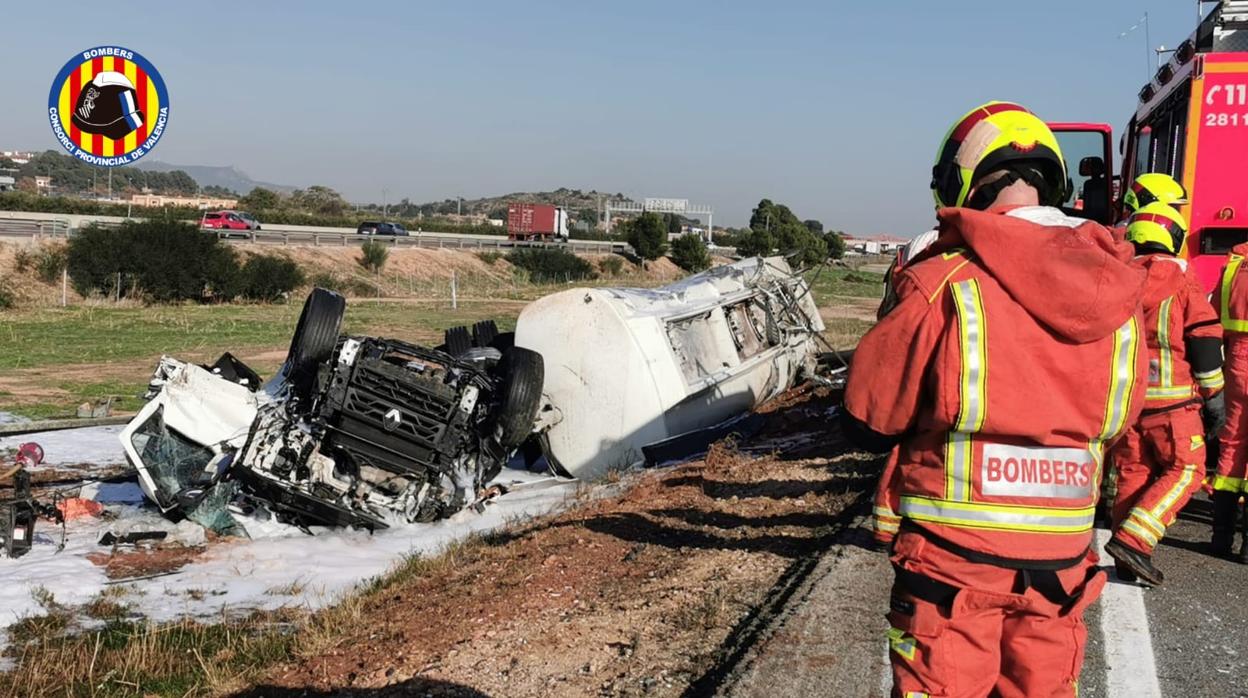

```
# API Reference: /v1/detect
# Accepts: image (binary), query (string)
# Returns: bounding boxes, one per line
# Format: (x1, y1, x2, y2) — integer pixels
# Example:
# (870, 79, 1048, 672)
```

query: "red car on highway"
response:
(201, 210, 261, 232)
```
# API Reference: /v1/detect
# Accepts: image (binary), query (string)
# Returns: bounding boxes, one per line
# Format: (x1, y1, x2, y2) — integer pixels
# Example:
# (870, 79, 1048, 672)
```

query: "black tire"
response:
(285, 288, 345, 401)
(472, 320, 498, 348)
(489, 332, 516, 352)
(444, 326, 472, 357)
(494, 347, 544, 450)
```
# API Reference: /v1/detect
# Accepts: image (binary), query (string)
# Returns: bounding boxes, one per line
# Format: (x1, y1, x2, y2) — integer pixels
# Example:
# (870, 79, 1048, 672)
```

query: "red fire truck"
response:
(1120, 1, 1248, 291)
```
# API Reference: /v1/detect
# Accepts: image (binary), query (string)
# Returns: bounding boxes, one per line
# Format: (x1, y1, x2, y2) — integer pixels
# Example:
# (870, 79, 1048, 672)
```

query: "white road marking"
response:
(880, 637, 893, 696)
(1095, 529, 1162, 698)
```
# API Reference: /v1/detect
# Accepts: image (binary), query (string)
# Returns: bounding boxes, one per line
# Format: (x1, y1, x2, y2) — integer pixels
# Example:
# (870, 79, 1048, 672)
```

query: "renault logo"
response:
(383, 408, 402, 432)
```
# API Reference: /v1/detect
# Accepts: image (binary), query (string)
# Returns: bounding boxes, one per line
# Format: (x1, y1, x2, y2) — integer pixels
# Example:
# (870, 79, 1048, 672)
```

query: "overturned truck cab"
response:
(121, 290, 544, 531)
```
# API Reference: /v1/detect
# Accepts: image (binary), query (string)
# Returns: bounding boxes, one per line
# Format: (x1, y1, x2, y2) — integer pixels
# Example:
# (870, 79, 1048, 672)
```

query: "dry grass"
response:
(0, 535, 497, 697)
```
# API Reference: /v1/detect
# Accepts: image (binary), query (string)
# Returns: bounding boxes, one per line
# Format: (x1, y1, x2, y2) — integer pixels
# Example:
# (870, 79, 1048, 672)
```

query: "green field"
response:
(0, 300, 522, 419)
(0, 266, 881, 420)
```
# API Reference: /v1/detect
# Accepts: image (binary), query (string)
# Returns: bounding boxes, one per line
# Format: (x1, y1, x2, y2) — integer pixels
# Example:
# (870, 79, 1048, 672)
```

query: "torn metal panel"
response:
(516, 256, 824, 480)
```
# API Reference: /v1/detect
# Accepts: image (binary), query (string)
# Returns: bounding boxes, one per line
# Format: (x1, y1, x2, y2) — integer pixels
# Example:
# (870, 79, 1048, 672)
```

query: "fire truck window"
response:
(1168, 105, 1188, 180)
(1134, 129, 1153, 178)
(1153, 113, 1174, 175)
(1053, 131, 1106, 209)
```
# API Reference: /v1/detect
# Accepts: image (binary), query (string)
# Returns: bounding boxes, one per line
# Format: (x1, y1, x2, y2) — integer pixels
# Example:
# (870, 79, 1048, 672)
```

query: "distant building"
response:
(0, 176, 14, 192)
(129, 193, 239, 209)
(843, 234, 908, 255)
(34, 176, 51, 192)
(487, 218, 504, 227)
(1, 150, 36, 165)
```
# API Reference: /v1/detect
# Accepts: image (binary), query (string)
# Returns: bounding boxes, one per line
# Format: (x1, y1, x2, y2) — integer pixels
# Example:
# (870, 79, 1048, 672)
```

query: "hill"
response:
(132, 161, 297, 195)
(396, 188, 632, 221)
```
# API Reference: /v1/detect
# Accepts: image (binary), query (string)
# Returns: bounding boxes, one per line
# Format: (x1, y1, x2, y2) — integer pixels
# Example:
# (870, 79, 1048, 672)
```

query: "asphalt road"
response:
(725, 498, 1248, 698)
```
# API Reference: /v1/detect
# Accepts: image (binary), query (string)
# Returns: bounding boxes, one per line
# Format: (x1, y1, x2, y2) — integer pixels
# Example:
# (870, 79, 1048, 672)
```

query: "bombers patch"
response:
(47, 46, 169, 167)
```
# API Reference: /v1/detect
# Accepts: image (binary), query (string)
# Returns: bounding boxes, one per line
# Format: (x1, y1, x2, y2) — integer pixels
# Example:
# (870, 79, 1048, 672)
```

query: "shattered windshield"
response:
(130, 406, 215, 502)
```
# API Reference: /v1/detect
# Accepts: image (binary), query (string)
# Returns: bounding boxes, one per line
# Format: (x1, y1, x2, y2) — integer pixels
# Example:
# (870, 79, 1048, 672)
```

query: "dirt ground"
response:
(240, 387, 881, 698)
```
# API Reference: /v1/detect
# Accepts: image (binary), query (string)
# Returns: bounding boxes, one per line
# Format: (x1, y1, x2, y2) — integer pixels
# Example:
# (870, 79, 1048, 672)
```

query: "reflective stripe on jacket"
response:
(1216, 243, 1248, 335)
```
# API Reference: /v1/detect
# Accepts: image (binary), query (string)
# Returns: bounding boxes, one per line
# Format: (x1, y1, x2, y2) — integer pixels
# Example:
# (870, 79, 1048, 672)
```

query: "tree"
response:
(239, 187, 281, 211)
(666, 213, 682, 234)
(625, 212, 669, 261)
(291, 185, 348, 216)
(670, 233, 711, 272)
(803, 219, 824, 234)
(824, 231, 847, 260)
(743, 198, 827, 267)
(15, 177, 37, 194)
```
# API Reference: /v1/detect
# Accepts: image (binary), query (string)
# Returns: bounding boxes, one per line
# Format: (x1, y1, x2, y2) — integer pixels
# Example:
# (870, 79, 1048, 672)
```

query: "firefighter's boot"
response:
(1104, 538, 1164, 587)
(1211, 490, 1239, 558)
(1238, 500, 1248, 565)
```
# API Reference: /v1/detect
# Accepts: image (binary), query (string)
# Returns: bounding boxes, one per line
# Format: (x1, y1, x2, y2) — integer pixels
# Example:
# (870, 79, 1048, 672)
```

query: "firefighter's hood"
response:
(1133, 254, 1188, 306)
(937, 207, 1145, 343)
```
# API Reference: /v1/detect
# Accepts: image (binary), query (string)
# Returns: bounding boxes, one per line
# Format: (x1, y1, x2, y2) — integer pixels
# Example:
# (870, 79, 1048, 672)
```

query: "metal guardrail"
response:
(208, 229, 628, 252)
(0, 217, 629, 253)
(0, 219, 71, 238)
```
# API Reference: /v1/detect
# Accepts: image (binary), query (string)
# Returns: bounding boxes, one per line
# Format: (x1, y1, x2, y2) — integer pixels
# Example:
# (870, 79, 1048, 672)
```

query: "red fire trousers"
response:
(1108, 404, 1206, 554)
(887, 531, 1104, 698)
(1216, 338, 1248, 494)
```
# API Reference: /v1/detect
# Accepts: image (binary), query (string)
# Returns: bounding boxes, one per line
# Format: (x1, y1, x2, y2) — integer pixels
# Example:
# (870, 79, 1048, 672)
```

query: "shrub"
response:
(13, 248, 33, 273)
(309, 272, 379, 297)
(67, 220, 242, 302)
(358, 240, 389, 274)
(34, 246, 67, 284)
(506, 248, 596, 283)
(670, 234, 711, 273)
(0, 282, 14, 310)
(309, 272, 344, 293)
(476, 251, 504, 265)
(239, 254, 305, 301)
(598, 256, 625, 276)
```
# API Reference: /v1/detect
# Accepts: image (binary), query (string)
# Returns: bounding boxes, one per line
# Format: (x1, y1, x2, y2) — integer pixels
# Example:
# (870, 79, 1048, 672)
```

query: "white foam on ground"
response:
(1095, 529, 1162, 698)
(0, 425, 578, 640)
(0, 425, 127, 466)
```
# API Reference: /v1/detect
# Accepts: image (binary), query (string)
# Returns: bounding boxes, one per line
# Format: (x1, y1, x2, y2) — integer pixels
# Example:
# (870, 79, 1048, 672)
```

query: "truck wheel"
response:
(472, 320, 498, 348)
(285, 288, 345, 402)
(494, 347, 544, 450)
(444, 326, 472, 357)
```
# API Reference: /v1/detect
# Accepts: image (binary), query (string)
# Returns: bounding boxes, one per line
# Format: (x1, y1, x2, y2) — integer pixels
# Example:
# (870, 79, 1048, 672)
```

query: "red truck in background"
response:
(508, 203, 569, 242)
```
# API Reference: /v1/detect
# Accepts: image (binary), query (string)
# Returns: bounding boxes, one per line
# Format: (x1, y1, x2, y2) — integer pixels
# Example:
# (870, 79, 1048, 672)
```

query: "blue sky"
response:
(1, 1, 1206, 233)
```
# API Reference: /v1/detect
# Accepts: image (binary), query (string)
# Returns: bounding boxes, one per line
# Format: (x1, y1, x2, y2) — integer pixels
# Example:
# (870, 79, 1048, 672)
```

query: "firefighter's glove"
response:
(1203, 392, 1228, 439)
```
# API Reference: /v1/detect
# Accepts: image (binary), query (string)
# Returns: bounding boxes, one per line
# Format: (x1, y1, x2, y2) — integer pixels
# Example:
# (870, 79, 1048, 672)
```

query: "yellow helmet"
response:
(931, 101, 1067, 210)
(1125, 201, 1188, 255)
(1122, 173, 1188, 214)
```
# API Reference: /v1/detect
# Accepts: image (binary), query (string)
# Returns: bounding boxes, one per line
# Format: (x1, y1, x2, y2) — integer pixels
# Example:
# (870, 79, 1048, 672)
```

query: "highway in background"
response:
(0, 210, 631, 253)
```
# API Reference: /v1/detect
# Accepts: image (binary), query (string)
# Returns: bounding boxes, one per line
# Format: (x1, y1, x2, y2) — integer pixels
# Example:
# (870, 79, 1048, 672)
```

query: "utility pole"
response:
(457, 197, 462, 216)
(1144, 12, 1152, 80)
(383, 188, 389, 219)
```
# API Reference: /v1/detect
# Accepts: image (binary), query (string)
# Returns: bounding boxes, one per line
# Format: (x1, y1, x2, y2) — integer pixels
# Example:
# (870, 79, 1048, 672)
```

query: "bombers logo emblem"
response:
(47, 46, 169, 167)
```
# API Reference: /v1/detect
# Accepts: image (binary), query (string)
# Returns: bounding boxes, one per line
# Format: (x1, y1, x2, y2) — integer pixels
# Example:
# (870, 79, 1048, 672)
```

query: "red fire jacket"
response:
(1214, 242, 1248, 336)
(1132, 254, 1223, 410)
(845, 206, 1148, 563)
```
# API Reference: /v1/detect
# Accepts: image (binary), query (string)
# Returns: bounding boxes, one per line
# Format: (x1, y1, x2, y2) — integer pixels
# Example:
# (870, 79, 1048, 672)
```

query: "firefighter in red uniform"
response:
(1211, 241, 1248, 562)
(1103, 203, 1225, 585)
(842, 101, 1147, 697)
